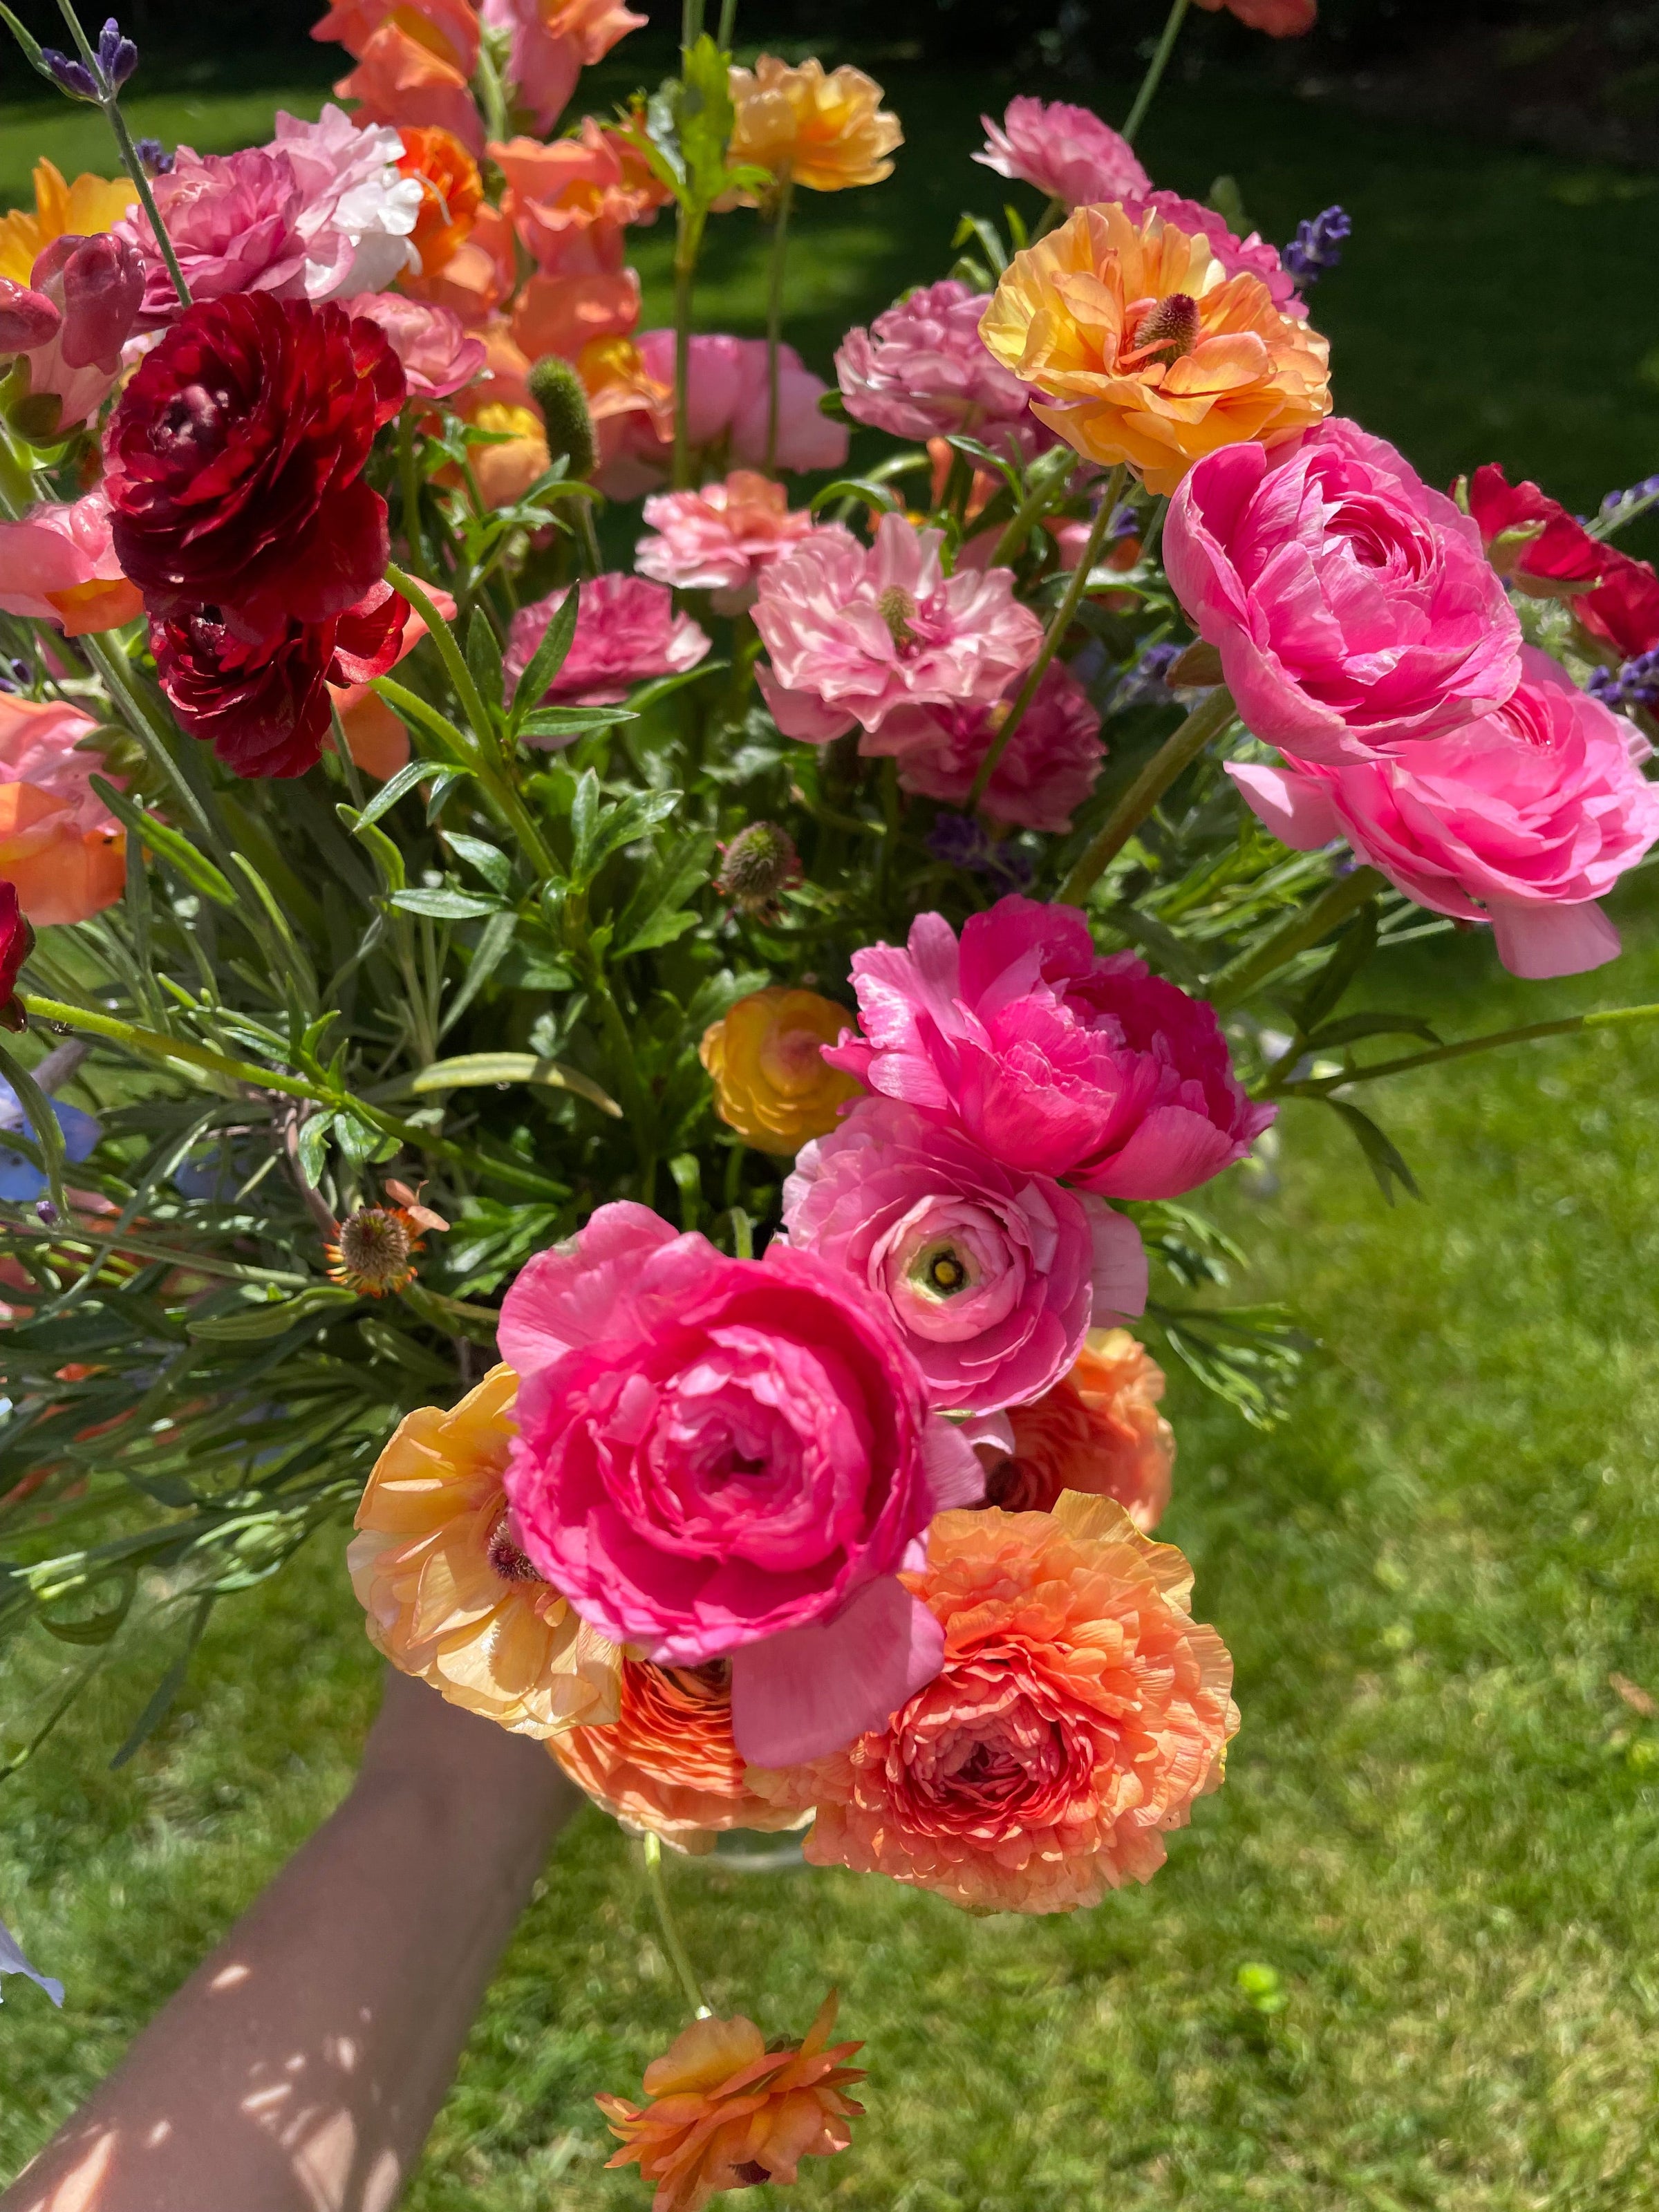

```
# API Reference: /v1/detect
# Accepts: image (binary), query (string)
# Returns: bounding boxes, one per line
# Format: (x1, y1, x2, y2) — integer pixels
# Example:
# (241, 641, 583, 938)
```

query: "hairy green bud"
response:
(527, 354, 597, 480)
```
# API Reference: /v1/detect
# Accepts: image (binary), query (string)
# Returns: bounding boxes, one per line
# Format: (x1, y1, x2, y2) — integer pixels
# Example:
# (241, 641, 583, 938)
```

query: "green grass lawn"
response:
(7, 50, 1659, 2212)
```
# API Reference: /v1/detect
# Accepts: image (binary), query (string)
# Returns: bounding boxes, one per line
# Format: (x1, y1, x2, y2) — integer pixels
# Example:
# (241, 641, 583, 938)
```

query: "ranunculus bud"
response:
(527, 353, 596, 480)
(0, 881, 34, 1034)
(715, 821, 802, 921)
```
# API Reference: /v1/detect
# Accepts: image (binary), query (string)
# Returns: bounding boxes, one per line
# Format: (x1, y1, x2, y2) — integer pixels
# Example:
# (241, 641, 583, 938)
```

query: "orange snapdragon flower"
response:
(349, 1365, 621, 1736)
(699, 987, 862, 1155)
(988, 1328, 1175, 1530)
(980, 201, 1331, 495)
(727, 55, 901, 194)
(0, 695, 124, 927)
(311, 0, 480, 74)
(395, 125, 482, 274)
(334, 20, 483, 156)
(491, 122, 666, 276)
(402, 201, 514, 324)
(0, 159, 135, 285)
(598, 1991, 865, 2212)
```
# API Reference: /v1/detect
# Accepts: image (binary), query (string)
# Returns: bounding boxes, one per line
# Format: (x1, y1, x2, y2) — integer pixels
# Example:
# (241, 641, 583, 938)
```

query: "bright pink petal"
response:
(729, 1577, 945, 1765)
(1487, 897, 1621, 979)
(496, 1200, 675, 1369)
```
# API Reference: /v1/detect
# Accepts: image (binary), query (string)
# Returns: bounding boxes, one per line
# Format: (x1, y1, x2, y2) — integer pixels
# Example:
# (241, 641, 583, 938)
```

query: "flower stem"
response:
(49, 0, 190, 308)
(473, 37, 509, 144)
(1275, 999, 1659, 1097)
(763, 170, 794, 475)
(642, 1833, 711, 2018)
(716, 0, 738, 44)
(1208, 865, 1387, 1013)
(966, 468, 1124, 814)
(1058, 682, 1236, 906)
(1121, 0, 1191, 147)
(671, 207, 707, 490)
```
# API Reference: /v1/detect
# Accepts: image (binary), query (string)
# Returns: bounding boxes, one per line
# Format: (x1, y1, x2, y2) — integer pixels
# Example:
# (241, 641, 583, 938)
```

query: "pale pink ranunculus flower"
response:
(0, 692, 125, 926)
(1, 234, 145, 430)
(0, 486, 142, 637)
(1165, 417, 1524, 765)
(497, 1202, 984, 1765)
(782, 1096, 1147, 1418)
(634, 470, 818, 614)
(824, 894, 1275, 1200)
(594, 330, 848, 496)
(753, 512, 1044, 752)
(1232, 647, 1659, 980)
(272, 106, 423, 300)
(894, 661, 1106, 834)
(339, 290, 485, 397)
(835, 277, 1036, 445)
(504, 572, 711, 720)
(481, 0, 647, 135)
(974, 96, 1150, 209)
(1123, 189, 1302, 316)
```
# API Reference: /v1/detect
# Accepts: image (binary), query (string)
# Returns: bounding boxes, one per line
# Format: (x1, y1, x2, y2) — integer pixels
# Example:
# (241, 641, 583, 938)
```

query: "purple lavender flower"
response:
(1110, 640, 1182, 713)
(0, 659, 30, 695)
(1282, 205, 1351, 289)
(926, 812, 1035, 891)
(1591, 648, 1659, 714)
(1598, 473, 1659, 527)
(39, 46, 99, 99)
(133, 136, 174, 177)
(96, 17, 138, 87)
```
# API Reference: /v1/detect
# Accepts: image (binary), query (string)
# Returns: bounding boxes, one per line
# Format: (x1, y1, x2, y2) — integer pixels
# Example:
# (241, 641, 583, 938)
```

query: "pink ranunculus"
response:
(601, 330, 848, 493)
(782, 1096, 1147, 1418)
(271, 106, 423, 301)
(1123, 189, 1301, 315)
(1165, 418, 1524, 765)
(634, 470, 818, 614)
(753, 512, 1044, 752)
(497, 1202, 984, 1765)
(504, 572, 711, 718)
(824, 895, 1275, 1199)
(340, 290, 485, 397)
(481, 0, 646, 136)
(974, 97, 1150, 209)
(894, 660, 1107, 834)
(0, 487, 142, 637)
(1231, 647, 1659, 980)
(5, 234, 145, 431)
(835, 278, 1036, 445)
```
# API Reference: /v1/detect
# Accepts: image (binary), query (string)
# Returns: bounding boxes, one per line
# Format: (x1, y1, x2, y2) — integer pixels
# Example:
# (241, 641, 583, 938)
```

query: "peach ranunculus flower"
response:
(550, 1657, 808, 1853)
(0, 487, 142, 639)
(635, 470, 818, 614)
(980, 201, 1331, 497)
(491, 121, 668, 275)
(699, 986, 862, 1154)
(598, 1991, 865, 2212)
(0, 159, 135, 286)
(349, 1364, 621, 1736)
(751, 1493, 1237, 1913)
(727, 56, 901, 196)
(0, 693, 125, 928)
(394, 125, 483, 275)
(986, 1328, 1175, 1531)
(333, 21, 484, 156)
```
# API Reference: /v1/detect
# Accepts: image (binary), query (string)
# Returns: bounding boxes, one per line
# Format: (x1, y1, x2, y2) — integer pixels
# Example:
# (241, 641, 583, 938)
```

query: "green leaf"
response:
(398, 1281, 500, 1347)
(1147, 1302, 1313, 1431)
(408, 1051, 622, 1118)
(1294, 901, 1379, 1035)
(510, 584, 581, 728)
(440, 909, 518, 1038)
(186, 1285, 359, 1343)
(677, 32, 736, 208)
(390, 886, 505, 920)
(442, 834, 514, 893)
(1327, 1098, 1422, 1206)
(578, 788, 684, 885)
(667, 1151, 702, 1230)
(90, 778, 237, 908)
(109, 1595, 215, 1769)
(951, 210, 1009, 274)
(809, 477, 906, 518)
(614, 831, 715, 957)
(369, 677, 474, 764)
(466, 608, 505, 714)
(297, 1109, 335, 1188)
(0, 2, 53, 79)
(356, 757, 466, 830)
(568, 768, 601, 878)
(1303, 1011, 1442, 1054)
(518, 704, 635, 742)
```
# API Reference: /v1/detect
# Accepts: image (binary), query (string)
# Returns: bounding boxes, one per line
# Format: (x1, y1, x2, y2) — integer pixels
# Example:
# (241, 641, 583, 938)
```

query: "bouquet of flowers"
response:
(4, 0, 1659, 2198)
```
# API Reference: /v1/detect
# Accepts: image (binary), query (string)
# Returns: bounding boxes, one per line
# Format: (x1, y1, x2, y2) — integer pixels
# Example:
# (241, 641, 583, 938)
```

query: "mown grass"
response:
(6, 50, 1659, 2212)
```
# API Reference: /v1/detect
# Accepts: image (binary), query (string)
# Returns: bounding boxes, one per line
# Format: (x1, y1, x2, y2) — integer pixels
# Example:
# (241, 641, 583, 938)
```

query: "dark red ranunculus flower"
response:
(1578, 544, 1659, 662)
(0, 880, 35, 1032)
(105, 294, 404, 642)
(153, 583, 408, 778)
(1465, 465, 1611, 592)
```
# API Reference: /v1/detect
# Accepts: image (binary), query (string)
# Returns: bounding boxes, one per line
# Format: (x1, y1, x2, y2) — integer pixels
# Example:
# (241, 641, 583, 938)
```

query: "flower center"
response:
(486, 1512, 542, 1584)
(1124, 292, 1199, 370)
(338, 1208, 411, 1282)
(878, 584, 919, 648)
(909, 1239, 973, 1300)
(159, 380, 228, 460)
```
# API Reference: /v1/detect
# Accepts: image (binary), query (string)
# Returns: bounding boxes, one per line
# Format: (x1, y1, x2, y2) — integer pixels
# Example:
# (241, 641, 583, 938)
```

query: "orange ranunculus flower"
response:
(312, 0, 481, 73)
(1195, 0, 1316, 32)
(751, 1493, 1237, 1914)
(491, 120, 668, 276)
(0, 695, 124, 928)
(551, 1657, 807, 1853)
(334, 20, 484, 156)
(598, 1991, 865, 2212)
(980, 201, 1331, 496)
(349, 1364, 620, 1736)
(699, 986, 862, 1155)
(987, 1328, 1175, 1531)
(0, 159, 135, 286)
(394, 124, 483, 274)
(727, 55, 901, 196)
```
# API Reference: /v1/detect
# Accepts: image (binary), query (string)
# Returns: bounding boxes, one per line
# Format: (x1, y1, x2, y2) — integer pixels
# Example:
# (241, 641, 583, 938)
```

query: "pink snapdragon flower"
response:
(504, 573, 710, 718)
(753, 513, 1044, 752)
(0, 234, 144, 431)
(480, 0, 646, 137)
(594, 330, 847, 498)
(0, 692, 125, 926)
(782, 1097, 1147, 1418)
(339, 290, 485, 397)
(634, 470, 819, 613)
(1232, 648, 1659, 980)
(835, 278, 1036, 445)
(1123, 189, 1301, 315)
(1165, 418, 1524, 763)
(0, 486, 142, 637)
(974, 97, 1150, 208)
(498, 1202, 983, 1765)
(824, 895, 1274, 1199)
(894, 662, 1106, 833)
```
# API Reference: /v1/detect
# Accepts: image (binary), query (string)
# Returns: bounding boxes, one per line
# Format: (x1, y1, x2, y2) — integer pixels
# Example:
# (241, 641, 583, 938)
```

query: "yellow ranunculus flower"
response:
(700, 986, 863, 1154)
(727, 55, 901, 195)
(0, 158, 138, 286)
(348, 1364, 620, 1736)
(980, 201, 1332, 496)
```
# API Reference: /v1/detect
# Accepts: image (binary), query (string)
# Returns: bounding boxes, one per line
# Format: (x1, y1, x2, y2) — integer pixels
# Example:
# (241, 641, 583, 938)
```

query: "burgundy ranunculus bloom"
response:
(153, 583, 408, 778)
(105, 294, 404, 642)
(0, 880, 35, 1033)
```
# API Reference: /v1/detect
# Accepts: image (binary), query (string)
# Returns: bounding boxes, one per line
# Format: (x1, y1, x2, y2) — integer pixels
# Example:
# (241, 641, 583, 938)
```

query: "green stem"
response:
(763, 171, 794, 474)
(0, 429, 36, 516)
(1032, 192, 1066, 241)
(397, 410, 426, 570)
(1207, 865, 1387, 1013)
(21, 994, 319, 1100)
(473, 37, 509, 144)
(1280, 999, 1659, 1100)
(1121, 0, 1192, 146)
(716, 0, 738, 44)
(1058, 683, 1236, 906)
(966, 472, 1124, 813)
(102, 94, 191, 308)
(671, 207, 707, 490)
(642, 1833, 711, 2018)
(574, 496, 604, 579)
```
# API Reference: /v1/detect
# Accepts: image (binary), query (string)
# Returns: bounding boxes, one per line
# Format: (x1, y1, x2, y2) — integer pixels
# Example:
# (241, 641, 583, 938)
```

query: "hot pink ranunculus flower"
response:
(481, 0, 646, 136)
(835, 278, 1036, 446)
(1123, 189, 1301, 315)
(974, 97, 1150, 209)
(634, 470, 819, 614)
(504, 572, 710, 718)
(0, 486, 142, 637)
(894, 661, 1106, 834)
(339, 290, 485, 397)
(782, 1096, 1147, 1418)
(597, 330, 849, 496)
(1165, 418, 1524, 764)
(498, 1202, 984, 1766)
(753, 512, 1044, 752)
(823, 895, 1274, 1199)
(1232, 647, 1659, 980)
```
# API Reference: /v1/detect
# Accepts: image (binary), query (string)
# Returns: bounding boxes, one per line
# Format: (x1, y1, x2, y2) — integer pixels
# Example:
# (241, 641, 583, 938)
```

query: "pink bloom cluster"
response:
(0, 486, 141, 638)
(895, 662, 1106, 834)
(975, 97, 1150, 209)
(505, 573, 710, 716)
(836, 278, 1037, 447)
(338, 290, 485, 398)
(595, 330, 847, 498)
(635, 470, 818, 613)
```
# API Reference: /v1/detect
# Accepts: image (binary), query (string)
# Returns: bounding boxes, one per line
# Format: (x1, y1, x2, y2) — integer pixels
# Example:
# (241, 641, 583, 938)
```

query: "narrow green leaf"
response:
(439, 909, 518, 1038)
(407, 1051, 622, 1118)
(1327, 1098, 1421, 1206)
(91, 777, 237, 908)
(518, 704, 635, 742)
(109, 1595, 215, 1768)
(466, 608, 505, 714)
(186, 1285, 358, 1344)
(510, 584, 581, 728)
(389, 886, 503, 920)
(368, 676, 474, 764)
(442, 834, 514, 893)
(356, 757, 463, 830)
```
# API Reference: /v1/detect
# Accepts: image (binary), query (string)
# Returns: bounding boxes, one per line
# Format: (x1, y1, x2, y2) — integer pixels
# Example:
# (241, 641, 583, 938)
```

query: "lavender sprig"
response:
(1282, 205, 1351, 290)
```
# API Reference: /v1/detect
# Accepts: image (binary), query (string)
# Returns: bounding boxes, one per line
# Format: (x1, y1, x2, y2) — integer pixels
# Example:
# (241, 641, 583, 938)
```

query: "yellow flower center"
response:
(911, 1241, 971, 1299)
